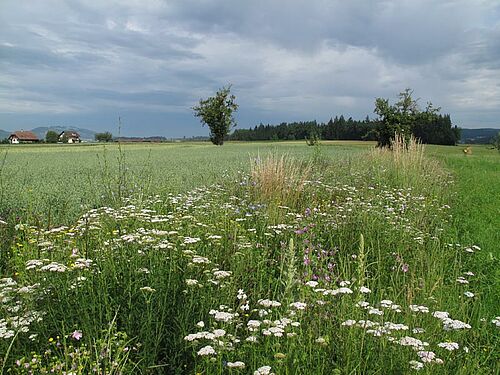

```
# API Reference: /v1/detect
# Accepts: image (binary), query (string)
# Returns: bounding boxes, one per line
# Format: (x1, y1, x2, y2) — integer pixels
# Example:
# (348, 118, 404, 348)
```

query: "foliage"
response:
(95, 132, 113, 142)
(305, 128, 321, 146)
(374, 89, 441, 147)
(231, 110, 459, 146)
(45, 131, 59, 144)
(193, 85, 238, 145)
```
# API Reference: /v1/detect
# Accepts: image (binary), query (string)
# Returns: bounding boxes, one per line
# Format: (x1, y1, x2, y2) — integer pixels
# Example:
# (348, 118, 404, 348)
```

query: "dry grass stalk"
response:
(390, 133, 426, 170)
(368, 133, 443, 188)
(250, 152, 311, 206)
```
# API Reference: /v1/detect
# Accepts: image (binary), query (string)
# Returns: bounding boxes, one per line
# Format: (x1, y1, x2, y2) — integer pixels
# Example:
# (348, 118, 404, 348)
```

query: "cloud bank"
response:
(1, 0, 499, 136)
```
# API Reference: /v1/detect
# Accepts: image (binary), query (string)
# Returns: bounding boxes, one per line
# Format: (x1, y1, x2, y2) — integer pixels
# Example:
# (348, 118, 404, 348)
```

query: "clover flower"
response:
(71, 330, 82, 341)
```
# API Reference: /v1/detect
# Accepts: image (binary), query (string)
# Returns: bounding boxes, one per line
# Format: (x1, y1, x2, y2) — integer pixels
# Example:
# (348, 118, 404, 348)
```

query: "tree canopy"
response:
(45, 130, 59, 143)
(95, 132, 113, 142)
(374, 89, 443, 147)
(193, 85, 238, 146)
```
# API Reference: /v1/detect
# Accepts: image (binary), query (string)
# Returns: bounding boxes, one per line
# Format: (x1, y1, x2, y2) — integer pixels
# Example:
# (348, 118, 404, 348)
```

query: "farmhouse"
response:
(58, 131, 81, 143)
(8, 131, 39, 144)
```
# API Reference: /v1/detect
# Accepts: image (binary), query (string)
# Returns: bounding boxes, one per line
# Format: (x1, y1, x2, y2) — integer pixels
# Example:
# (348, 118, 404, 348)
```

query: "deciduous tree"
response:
(45, 130, 58, 143)
(374, 89, 440, 147)
(193, 85, 238, 146)
(95, 132, 113, 142)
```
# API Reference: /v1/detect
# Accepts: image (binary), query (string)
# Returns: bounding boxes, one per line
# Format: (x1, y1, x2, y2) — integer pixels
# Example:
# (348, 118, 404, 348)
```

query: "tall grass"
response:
(250, 152, 311, 208)
(366, 134, 446, 193)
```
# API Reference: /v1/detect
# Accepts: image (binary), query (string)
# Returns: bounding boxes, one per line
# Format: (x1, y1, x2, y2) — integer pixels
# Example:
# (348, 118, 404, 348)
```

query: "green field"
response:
(0, 141, 498, 374)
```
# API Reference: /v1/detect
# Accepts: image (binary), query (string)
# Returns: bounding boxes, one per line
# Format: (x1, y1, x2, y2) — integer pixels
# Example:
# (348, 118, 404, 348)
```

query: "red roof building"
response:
(8, 131, 39, 144)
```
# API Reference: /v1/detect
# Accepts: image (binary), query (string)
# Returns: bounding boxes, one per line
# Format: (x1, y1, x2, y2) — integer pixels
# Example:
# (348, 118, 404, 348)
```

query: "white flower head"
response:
(341, 319, 356, 327)
(438, 342, 459, 351)
(254, 365, 273, 375)
(409, 360, 424, 370)
(227, 361, 245, 369)
(289, 302, 307, 310)
(197, 345, 216, 356)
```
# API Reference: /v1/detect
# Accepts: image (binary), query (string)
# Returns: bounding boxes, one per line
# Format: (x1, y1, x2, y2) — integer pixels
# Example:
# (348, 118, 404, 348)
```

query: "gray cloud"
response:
(0, 0, 499, 135)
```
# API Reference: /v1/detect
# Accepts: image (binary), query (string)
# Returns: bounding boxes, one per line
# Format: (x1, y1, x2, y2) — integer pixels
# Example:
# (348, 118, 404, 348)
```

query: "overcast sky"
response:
(1, 0, 499, 136)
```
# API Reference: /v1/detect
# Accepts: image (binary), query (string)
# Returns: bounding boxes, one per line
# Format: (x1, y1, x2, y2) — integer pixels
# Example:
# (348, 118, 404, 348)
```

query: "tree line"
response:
(230, 113, 460, 145)
(194, 86, 461, 146)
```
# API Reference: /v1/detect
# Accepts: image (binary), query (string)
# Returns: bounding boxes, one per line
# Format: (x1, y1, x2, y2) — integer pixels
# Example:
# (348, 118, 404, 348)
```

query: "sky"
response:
(1, 0, 499, 137)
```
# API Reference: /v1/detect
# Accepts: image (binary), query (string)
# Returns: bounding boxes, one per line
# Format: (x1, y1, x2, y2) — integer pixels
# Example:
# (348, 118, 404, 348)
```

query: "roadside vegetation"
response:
(0, 140, 498, 374)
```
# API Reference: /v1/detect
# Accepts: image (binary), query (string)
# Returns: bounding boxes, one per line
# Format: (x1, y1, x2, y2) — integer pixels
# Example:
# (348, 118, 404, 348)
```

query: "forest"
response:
(231, 114, 461, 145)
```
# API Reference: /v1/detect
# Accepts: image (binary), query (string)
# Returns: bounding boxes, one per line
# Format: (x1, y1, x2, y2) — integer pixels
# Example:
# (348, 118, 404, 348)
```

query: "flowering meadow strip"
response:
(1, 155, 498, 373)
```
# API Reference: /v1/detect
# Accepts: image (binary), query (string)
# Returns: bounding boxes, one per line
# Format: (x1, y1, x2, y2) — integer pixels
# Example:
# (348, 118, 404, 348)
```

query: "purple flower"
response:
(401, 264, 409, 273)
(71, 330, 83, 341)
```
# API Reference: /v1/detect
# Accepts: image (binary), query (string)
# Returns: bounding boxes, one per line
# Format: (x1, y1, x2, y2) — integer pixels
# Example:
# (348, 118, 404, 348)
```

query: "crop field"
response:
(0, 141, 498, 374)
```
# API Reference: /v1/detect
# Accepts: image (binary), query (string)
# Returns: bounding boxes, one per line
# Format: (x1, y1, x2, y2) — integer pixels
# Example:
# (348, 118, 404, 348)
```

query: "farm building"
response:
(58, 131, 81, 143)
(8, 131, 39, 144)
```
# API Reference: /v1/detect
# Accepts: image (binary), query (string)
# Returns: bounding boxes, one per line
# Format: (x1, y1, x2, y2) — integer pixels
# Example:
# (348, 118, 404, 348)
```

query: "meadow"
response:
(0, 140, 498, 374)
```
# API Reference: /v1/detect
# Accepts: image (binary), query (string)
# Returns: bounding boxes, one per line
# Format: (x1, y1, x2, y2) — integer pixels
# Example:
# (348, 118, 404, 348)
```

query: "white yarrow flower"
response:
(438, 342, 459, 351)
(254, 365, 273, 375)
(289, 302, 307, 310)
(197, 345, 216, 356)
(227, 361, 245, 369)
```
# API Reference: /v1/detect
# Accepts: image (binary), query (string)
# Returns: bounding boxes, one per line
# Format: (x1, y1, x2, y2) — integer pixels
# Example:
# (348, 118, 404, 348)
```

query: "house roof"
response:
(9, 131, 39, 141)
(59, 131, 80, 138)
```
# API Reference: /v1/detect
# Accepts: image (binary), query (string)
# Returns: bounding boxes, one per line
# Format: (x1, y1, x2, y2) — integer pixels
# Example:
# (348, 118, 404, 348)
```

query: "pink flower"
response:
(401, 264, 409, 273)
(71, 330, 83, 340)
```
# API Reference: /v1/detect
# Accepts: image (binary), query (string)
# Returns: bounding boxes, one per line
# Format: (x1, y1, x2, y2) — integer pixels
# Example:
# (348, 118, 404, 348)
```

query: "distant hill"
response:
(31, 126, 96, 141)
(460, 128, 499, 144)
(0, 129, 9, 140)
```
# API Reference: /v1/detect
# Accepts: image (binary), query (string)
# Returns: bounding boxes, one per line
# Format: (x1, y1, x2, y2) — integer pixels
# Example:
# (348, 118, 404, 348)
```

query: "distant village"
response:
(7, 130, 82, 144)
(3, 129, 209, 144)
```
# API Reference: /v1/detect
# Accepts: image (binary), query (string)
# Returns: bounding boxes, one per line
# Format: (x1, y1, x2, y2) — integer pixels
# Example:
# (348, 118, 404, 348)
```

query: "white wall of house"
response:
(10, 137, 19, 144)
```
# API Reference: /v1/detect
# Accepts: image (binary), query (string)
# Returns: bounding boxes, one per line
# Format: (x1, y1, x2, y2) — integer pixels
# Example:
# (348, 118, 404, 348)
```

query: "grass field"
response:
(0, 141, 498, 374)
